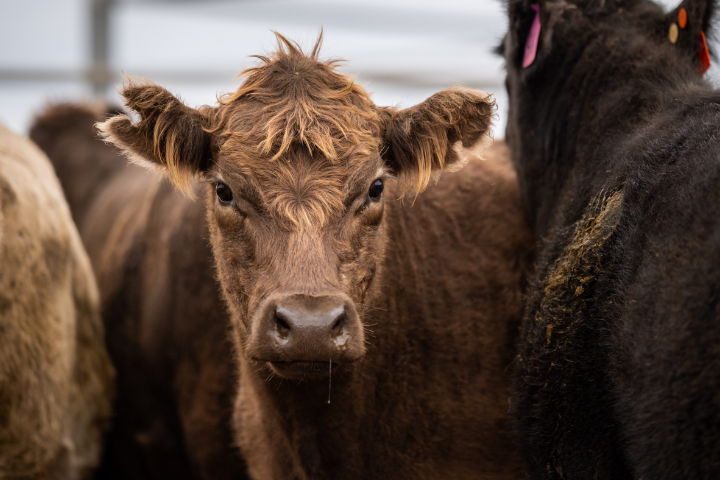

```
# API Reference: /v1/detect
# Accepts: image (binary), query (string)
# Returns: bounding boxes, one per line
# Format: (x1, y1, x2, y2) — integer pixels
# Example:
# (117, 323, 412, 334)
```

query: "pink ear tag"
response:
(523, 3, 541, 68)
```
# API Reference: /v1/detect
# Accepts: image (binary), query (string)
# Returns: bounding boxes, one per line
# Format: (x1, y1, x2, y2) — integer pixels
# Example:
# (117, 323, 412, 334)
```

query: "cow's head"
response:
(502, 0, 715, 102)
(98, 34, 494, 380)
(500, 0, 716, 233)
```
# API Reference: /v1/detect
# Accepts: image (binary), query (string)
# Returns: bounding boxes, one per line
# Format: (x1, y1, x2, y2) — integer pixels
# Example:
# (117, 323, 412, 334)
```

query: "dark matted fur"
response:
(33, 35, 532, 479)
(501, 0, 720, 478)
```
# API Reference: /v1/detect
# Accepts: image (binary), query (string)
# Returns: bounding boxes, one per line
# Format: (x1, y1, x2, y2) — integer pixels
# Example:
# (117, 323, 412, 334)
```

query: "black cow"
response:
(500, 0, 720, 478)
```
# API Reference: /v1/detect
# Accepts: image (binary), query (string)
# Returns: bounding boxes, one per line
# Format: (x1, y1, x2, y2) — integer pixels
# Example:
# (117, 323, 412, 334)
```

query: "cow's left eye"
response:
(216, 182, 234, 204)
(368, 179, 384, 200)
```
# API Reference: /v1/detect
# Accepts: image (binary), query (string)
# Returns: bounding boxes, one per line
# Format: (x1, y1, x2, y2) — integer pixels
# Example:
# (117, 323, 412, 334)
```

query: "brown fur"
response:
(32, 110, 248, 480)
(0, 124, 114, 479)
(27, 103, 126, 231)
(230, 144, 532, 479)
(33, 35, 530, 479)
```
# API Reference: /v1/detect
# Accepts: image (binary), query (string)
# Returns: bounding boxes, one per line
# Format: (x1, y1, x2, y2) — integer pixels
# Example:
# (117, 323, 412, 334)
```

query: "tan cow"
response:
(0, 124, 114, 479)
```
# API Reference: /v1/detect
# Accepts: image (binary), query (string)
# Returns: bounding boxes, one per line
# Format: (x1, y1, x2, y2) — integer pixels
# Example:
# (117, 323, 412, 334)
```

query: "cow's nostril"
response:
(275, 311, 291, 335)
(331, 312, 346, 333)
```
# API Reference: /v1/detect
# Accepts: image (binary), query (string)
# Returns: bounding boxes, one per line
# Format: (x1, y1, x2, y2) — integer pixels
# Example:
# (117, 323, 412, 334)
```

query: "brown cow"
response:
(32, 35, 532, 479)
(0, 123, 114, 479)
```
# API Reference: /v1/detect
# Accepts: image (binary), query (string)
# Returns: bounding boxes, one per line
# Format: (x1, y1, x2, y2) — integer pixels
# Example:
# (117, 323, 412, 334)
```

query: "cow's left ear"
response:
(381, 88, 495, 193)
(666, 0, 716, 74)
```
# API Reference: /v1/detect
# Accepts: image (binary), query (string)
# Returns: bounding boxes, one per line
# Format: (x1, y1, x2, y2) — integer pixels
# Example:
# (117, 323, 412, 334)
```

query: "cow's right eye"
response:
(216, 183, 234, 204)
(368, 179, 384, 200)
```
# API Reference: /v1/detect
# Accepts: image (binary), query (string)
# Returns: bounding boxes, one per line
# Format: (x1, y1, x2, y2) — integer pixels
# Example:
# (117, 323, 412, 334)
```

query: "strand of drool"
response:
(328, 359, 332, 404)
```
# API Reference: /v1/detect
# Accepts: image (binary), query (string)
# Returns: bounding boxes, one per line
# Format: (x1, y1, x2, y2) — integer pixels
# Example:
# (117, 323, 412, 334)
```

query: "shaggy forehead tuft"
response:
(209, 33, 384, 164)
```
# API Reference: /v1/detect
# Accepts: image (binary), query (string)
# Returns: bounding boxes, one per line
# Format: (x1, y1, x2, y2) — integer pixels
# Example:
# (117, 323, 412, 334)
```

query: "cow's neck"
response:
(237, 327, 375, 479)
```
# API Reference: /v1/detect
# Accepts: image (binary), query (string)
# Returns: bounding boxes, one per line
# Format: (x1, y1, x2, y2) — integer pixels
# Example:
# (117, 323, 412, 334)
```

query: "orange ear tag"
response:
(678, 8, 687, 28)
(699, 31, 711, 76)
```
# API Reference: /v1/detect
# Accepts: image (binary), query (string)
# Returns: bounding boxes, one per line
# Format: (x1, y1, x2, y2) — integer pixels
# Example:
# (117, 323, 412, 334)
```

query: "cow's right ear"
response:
(504, 0, 574, 72)
(380, 88, 495, 194)
(666, 0, 716, 75)
(96, 79, 213, 194)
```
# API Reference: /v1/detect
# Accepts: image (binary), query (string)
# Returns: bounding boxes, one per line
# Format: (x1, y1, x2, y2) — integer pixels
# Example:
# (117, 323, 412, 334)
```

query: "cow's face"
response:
(98, 34, 495, 379)
(206, 135, 390, 378)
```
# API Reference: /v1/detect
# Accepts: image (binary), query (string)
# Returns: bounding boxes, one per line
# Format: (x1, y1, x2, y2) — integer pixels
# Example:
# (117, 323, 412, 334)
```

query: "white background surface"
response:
(0, 0, 708, 138)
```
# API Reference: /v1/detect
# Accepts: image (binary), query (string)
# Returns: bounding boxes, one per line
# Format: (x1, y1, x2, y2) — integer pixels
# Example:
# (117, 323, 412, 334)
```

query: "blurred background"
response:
(0, 0, 705, 138)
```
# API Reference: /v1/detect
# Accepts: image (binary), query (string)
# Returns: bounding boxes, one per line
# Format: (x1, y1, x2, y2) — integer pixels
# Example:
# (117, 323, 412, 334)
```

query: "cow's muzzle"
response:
(246, 293, 365, 378)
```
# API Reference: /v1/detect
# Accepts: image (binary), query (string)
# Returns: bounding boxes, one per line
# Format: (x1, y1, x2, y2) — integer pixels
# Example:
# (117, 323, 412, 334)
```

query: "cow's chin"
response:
(268, 360, 334, 380)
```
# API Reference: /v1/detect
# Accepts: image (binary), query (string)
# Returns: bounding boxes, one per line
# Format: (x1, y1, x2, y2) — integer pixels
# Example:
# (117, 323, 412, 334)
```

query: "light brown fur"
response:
(0, 124, 114, 479)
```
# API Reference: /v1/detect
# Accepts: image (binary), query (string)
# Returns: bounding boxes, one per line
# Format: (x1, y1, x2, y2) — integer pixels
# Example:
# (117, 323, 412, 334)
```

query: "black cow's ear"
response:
(665, 0, 715, 75)
(96, 77, 214, 195)
(506, 0, 574, 71)
(508, 0, 543, 69)
(380, 88, 495, 194)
